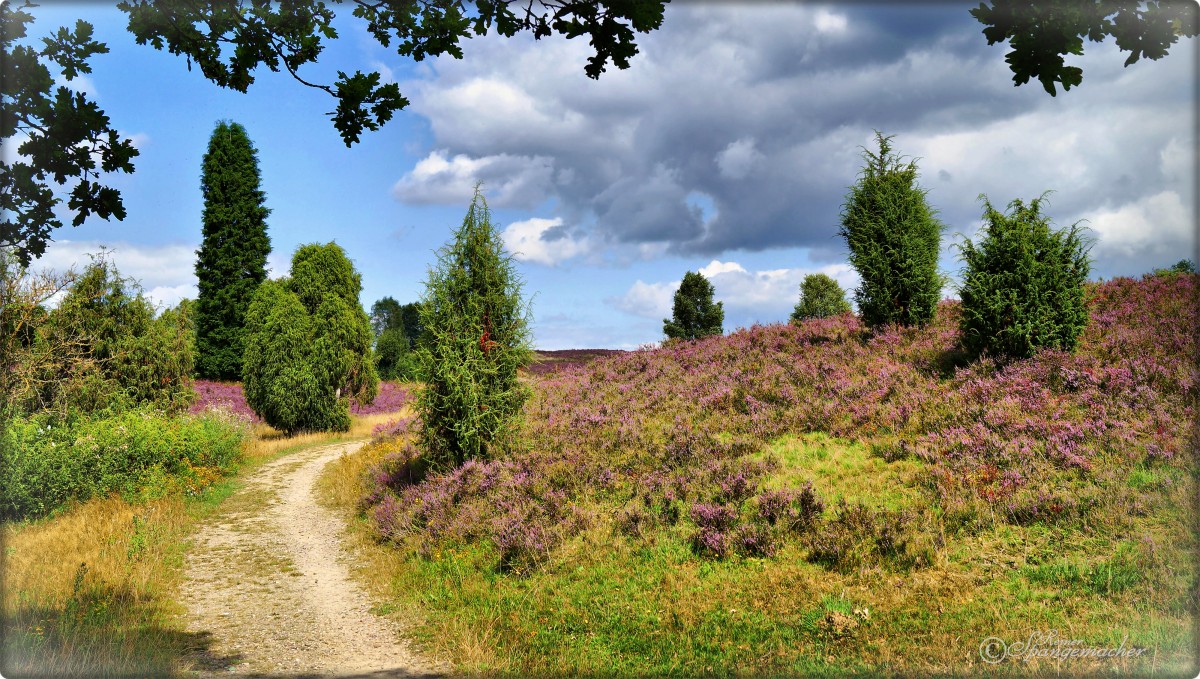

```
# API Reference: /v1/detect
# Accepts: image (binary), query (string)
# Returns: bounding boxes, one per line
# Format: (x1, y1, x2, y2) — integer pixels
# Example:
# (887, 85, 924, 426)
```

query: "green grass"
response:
(752, 433, 926, 512)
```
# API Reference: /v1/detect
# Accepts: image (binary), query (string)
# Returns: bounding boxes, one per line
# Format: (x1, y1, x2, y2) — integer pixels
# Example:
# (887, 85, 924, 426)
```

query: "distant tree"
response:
(791, 273, 852, 322)
(369, 297, 423, 346)
(664, 271, 724, 341)
(371, 297, 424, 380)
(971, 0, 1197, 96)
(1, 248, 76, 416)
(957, 193, 1092, 360)
(168, 297, 197, 364)
(839, 132, 944, 329)
(370, 296, 403, 337)
(417, 188, 532, 468)
(242, 242, 377, 434)
(1170, 259, 1197, 274)
(399, 301, 423, 347)
(374, 327, 409, 381)
(1152, 259, 1197, 277)
(194, 121, 271, 381)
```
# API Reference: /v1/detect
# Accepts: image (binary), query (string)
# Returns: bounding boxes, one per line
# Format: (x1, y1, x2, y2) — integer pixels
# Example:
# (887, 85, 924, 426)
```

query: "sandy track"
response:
(180, 441, 446, 677)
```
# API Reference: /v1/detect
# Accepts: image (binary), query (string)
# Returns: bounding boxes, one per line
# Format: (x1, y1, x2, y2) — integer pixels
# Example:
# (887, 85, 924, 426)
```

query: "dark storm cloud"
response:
(395, 2, 1194, 273)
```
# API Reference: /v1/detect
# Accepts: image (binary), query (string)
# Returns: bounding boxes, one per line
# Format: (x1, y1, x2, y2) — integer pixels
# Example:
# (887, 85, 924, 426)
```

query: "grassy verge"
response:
(1, 410, 404, 677)
(321, 432, 1197, 677)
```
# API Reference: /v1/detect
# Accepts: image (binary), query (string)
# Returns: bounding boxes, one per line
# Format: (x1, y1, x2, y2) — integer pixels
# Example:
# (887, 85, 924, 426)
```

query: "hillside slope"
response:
(357, 272, 1198, 675)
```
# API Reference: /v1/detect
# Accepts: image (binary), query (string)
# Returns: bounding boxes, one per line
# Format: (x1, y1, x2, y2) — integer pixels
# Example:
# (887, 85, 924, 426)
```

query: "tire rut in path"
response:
(180, 441, 446, 677)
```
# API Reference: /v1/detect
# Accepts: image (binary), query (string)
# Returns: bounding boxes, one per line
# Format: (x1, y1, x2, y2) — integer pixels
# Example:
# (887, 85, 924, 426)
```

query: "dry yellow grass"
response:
(244, 411, 403, 461)
(2, 495, 193, 676)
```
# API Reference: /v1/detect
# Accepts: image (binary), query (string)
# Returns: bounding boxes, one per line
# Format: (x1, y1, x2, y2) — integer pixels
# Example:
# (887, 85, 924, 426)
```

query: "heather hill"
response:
(347, 271, 1199, 675)
(525, 349, 627, 376)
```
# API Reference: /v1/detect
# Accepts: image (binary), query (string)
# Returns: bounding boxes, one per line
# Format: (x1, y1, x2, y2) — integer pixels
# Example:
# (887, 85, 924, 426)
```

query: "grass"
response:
(1, 409, 407, 678)
(754, 433, 926, 512)
(323, 429, 1198, 677)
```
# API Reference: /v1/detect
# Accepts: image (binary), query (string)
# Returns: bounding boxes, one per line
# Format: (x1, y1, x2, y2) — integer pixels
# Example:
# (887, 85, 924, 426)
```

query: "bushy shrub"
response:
(1, 408, 248, 518)
(416, 188, 532, 468)
(839, 132, 944, 328)
(791, 273, 852, 322)
(4, 255, 194, 417)
(242, 243, 378, 434)
(958, 193, 1091, 360)
(664, 271, 723, 340)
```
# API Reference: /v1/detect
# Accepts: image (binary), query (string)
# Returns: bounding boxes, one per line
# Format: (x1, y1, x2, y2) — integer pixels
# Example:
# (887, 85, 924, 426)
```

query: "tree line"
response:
(663, 131, 1094, 362)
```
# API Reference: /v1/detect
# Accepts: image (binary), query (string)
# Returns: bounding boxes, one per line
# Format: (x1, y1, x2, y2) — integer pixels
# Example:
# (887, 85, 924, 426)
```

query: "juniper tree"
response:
(417, 188, 532, 469)
(957, 193, 1091, 360)
(839, 132, 944, 329)
(664, 271, 724, 341)
(242, 242, 377, 434)
(194, 121, 271, 380)
(791, 273, 852, 322)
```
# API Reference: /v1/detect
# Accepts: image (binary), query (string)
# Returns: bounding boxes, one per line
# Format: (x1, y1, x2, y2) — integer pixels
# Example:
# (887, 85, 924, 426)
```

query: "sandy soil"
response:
(179, 441, 446, 677)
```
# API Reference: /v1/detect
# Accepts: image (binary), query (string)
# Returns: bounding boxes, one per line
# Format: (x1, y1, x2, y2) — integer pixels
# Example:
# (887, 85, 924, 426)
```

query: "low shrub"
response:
(1, 408, 249, 519)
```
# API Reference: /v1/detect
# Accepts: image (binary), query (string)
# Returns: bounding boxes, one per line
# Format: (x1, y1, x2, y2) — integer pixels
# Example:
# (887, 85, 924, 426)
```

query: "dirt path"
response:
(179, 441, 446, 677)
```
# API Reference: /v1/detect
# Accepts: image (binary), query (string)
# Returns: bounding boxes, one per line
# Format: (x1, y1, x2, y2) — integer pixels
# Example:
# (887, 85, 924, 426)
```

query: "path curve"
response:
(180, 441, 445, 677)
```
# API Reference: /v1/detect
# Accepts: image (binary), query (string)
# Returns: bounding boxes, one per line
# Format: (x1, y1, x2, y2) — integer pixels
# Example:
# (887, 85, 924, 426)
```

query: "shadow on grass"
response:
(2, 594, 246, 677)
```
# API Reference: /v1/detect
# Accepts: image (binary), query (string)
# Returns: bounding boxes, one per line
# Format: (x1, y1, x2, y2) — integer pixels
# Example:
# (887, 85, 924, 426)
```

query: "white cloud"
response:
(1081, 190, 1192, 261)
(33, 240, 199, 310)
(501, 217, 590, 266)
(1160, 136, 1192, 184)
(393, 150, 555, 208)
(698, 259, 747, 277)
(266, 250, 290, 278)
(702, 261, 858, 318)
(608, 279, 677, 319)
(3, 131, 29, 164)
(124, 132, 150, 150)
(814, 9, 848, 34)
(610, 261, 860, 325)
(371, 60, 396, 84)
(391, 3, 1189, 276)
(53, 73, 97, 98)
(144, 283, 198, 310)
(715, 137, 764, 180)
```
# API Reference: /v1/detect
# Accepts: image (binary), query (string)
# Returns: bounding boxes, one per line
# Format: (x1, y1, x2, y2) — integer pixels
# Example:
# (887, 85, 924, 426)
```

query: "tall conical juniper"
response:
(839, 132, 944, 328)
(194, 121, 271, 380)
(416, 187, 533, 468)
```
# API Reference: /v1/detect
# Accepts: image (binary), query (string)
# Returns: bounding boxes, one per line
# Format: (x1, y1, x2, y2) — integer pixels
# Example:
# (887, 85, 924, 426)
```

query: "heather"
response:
(358, 272, 1198, 674)
(524, 349, 626, 376)
(190, 380, 413, 423)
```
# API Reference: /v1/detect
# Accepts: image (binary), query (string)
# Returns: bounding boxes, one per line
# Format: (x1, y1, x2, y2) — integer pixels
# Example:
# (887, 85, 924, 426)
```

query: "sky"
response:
(13, 1, 1198, 349)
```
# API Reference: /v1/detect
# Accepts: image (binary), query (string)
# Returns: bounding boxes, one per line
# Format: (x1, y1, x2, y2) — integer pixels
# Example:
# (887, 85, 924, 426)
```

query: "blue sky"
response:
(15, 2, 1197, 349)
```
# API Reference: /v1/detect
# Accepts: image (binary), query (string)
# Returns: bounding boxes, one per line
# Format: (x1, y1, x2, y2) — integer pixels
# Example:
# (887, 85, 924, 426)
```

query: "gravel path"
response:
(180, 441, 446, 677)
